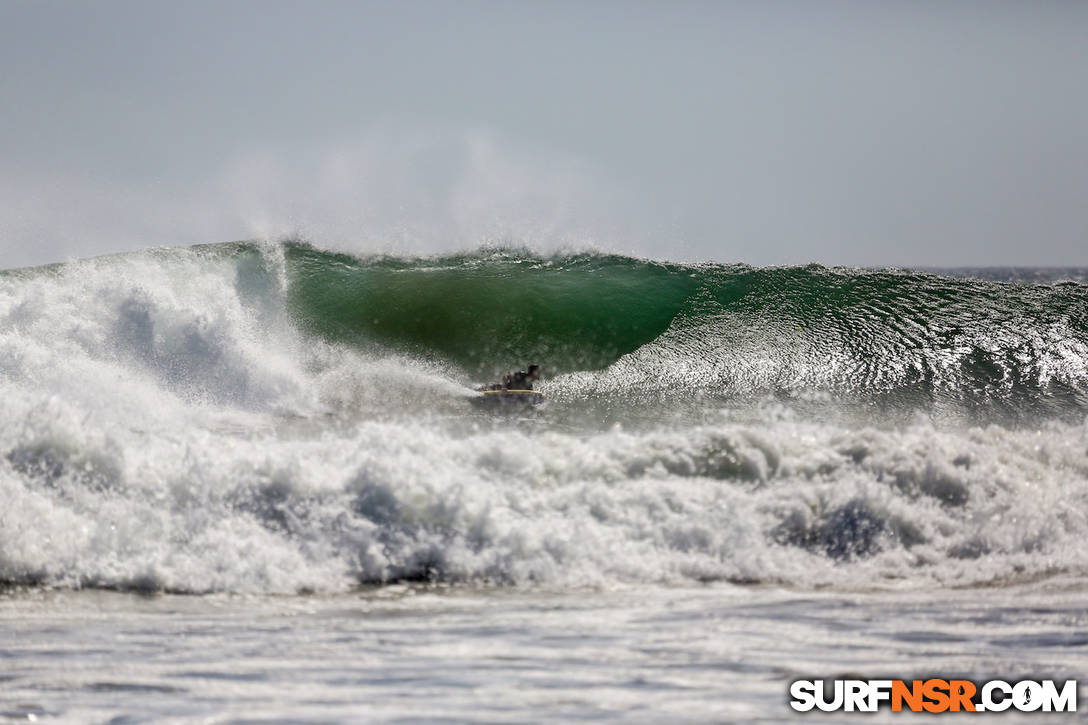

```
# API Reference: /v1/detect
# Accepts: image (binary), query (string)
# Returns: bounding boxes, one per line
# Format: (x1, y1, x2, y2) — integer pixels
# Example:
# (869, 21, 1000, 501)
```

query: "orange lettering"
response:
(948, 680, 976, 712)
(892, 680, 924, 712)
(922, 679, 950, 713)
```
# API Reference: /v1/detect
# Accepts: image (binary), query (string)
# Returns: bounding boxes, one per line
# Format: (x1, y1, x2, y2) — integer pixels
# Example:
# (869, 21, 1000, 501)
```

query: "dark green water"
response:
(281, 242, 1088, 419)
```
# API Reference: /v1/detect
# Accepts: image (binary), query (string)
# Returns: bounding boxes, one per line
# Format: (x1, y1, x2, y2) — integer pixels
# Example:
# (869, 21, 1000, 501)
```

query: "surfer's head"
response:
(527, 364, 541, 381)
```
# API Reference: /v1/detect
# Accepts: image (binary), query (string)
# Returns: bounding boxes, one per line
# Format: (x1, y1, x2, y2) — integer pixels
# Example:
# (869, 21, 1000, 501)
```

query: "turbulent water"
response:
(3, 241, 1088, 722)
(2, 240, 1087, 595)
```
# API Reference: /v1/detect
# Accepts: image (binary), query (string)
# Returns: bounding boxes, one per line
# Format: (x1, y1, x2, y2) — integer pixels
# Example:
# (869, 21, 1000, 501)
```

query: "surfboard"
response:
(470, 389, 546, 409)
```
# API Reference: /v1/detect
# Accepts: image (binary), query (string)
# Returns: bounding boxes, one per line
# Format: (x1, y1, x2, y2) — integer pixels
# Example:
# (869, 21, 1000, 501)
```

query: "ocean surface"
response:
(1, 241, 1087, 722)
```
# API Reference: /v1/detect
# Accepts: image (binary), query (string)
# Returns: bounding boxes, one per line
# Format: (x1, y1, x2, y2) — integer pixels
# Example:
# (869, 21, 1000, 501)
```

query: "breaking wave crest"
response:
(1, 241, 1086, 593)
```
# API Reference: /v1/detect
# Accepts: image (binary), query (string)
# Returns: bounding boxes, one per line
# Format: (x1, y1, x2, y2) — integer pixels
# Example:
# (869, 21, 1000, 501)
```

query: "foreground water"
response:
(1, 242, 1087, 721)
(3, 582, 1087, 723)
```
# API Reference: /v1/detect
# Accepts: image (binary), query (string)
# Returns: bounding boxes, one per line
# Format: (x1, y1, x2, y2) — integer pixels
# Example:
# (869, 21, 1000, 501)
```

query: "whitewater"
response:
(2, 241, 1087, 722)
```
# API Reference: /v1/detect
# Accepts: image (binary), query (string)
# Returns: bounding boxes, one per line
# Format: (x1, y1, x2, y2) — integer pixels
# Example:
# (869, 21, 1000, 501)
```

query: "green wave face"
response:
(284, 243, 709, 376)
(283, 242, 1088, 418)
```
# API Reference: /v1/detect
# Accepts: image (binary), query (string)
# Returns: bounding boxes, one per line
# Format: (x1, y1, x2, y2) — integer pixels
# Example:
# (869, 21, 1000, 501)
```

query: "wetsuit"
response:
(506, 371, 533, 390)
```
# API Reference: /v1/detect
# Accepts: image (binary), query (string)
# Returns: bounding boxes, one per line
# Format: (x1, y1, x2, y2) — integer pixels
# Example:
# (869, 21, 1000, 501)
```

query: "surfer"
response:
(502, 364, 541, 391)
(473, 365, 544, 409)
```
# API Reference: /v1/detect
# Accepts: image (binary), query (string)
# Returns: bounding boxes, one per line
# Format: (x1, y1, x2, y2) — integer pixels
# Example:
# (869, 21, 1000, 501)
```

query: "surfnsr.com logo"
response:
(789, 679, 1077, 713)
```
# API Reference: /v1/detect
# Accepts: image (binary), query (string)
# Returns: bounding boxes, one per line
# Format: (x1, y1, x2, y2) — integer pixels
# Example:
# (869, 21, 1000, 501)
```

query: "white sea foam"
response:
(1, 247, 1087, 593)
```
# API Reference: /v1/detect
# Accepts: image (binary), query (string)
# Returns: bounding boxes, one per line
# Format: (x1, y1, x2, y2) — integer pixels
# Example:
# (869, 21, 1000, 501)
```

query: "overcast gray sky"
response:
(1, 0, 1085, 268)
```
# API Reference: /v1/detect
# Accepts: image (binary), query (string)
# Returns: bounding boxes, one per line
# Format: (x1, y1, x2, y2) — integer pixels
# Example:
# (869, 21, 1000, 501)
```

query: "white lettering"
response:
(1014, 680, 1042, 712)
(1042, 680, 1077, 712)
(868, 680, 893, 711)
(816, 679, 844, 712)
(982, 681, 1012, 712)
(789, 680, 817, 712)
(845, 680, 869, 712)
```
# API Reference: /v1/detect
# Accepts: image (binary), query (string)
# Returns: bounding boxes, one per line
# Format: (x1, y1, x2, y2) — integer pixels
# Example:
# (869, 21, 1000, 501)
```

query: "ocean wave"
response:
(282, 243, 1088, 416)
(1, 241, 1086, 593)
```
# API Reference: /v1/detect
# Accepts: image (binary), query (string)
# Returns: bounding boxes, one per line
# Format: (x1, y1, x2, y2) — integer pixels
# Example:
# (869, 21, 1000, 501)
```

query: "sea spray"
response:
(1, 241, 1087, 593)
